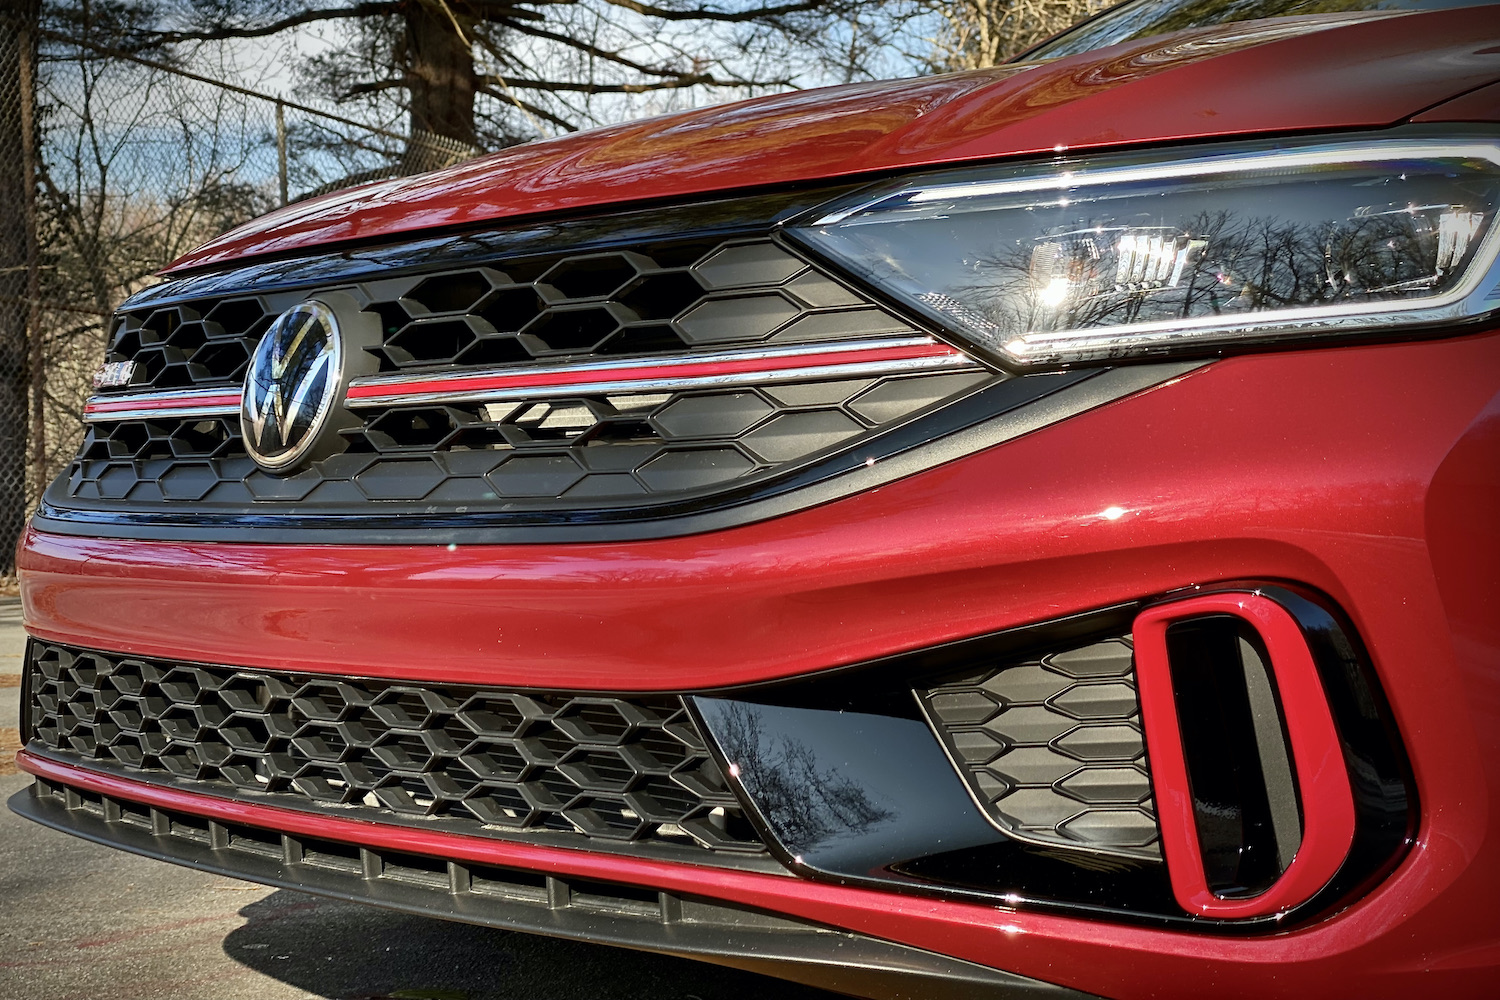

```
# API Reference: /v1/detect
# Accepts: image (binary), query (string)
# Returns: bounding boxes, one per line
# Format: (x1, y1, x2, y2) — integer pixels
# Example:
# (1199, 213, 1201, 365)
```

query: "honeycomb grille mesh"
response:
(103, 239, 903, 387)
(25, 641, 765, 856)
(65, 369, 987, 507)
(63, 236, 995, 514)
(917, 638, 1161, 860)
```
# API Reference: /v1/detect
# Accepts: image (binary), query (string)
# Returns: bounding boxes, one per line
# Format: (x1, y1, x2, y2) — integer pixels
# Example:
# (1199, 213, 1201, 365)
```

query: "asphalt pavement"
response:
(0, 597, 843, 1000)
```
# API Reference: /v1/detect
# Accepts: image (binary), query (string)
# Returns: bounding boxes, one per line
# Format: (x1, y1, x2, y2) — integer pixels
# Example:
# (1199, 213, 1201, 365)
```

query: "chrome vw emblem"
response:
(241, 300, 343, 472)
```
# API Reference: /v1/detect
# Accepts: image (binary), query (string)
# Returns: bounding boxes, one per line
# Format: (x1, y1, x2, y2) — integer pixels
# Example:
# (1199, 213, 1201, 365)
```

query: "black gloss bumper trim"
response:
(9, 780, 1098, 1000)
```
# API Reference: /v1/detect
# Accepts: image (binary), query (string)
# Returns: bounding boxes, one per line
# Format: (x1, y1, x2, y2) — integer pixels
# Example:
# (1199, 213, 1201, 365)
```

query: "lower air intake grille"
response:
(917, 638, 1161, 860)
(24, 641, 765, 858)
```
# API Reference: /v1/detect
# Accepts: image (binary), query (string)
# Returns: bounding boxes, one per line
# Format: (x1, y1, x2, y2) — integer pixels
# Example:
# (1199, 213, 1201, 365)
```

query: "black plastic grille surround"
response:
(24, 641, 766, 858)
(62, 235, 997, 515)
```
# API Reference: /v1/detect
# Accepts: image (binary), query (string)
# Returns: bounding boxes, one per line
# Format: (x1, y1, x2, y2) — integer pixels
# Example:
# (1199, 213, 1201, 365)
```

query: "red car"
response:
(12, 0, 1500, 996)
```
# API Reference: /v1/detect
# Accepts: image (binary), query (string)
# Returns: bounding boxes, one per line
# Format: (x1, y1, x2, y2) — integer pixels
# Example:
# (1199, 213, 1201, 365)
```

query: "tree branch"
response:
(475, 84, 579, 131)
(465, 0, 546, 19)
(153, 4, 404, 43)
(340, 76, 412, 99)
(478, 72, 737, 93)
(598, 0, 832, 23)
(480, 62, 793, 92)
(492, 18, 703, 79)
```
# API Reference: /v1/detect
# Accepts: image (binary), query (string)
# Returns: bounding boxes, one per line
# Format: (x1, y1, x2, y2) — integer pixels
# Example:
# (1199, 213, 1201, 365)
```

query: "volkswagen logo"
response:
(241, 300, 343, 472)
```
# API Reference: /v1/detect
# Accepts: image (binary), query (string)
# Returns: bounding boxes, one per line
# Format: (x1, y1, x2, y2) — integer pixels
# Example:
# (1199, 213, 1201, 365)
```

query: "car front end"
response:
(11, 5, 1500, 998)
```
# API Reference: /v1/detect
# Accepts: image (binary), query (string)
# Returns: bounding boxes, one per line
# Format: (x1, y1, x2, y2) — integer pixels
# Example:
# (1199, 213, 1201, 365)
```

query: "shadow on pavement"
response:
(224, 889, 842, 1000)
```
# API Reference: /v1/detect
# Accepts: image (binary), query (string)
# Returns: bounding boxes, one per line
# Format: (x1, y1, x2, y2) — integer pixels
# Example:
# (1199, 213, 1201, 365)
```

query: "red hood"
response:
(168, 6, 1500, 274)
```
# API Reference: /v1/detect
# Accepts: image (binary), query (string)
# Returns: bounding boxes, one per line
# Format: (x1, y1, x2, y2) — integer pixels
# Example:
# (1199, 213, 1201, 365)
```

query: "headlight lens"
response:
(789, 139, 1500, 367)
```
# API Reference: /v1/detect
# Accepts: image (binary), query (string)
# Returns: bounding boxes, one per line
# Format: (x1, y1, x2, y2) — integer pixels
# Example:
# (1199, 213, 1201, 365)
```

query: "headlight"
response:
(787, 137, 1500, 368)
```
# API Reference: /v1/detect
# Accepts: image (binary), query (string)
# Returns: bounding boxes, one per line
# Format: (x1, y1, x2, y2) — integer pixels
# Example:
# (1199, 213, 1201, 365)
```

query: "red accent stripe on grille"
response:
(345, 341, 964, 402)
(84, 342, 969, 419)
(84, 392, 242, 417)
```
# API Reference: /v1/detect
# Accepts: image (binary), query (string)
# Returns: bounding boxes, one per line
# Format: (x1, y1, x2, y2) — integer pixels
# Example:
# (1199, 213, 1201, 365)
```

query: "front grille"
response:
(24, 641, 766, 858)
(60, 225, 997, 517)
(67, 367, 987, 508)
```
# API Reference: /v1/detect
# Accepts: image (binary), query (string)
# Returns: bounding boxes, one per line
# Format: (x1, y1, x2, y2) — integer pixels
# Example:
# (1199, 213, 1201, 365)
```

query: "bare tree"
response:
(16, 1, 283, 552)
(138, 0, 885, 155)
(922, 0, 1112, 70)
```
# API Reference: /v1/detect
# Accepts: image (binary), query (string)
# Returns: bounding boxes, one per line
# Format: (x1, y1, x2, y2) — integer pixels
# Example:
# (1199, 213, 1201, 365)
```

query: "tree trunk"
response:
(0, 0, 41, 575)
(404, 1, 478, 148)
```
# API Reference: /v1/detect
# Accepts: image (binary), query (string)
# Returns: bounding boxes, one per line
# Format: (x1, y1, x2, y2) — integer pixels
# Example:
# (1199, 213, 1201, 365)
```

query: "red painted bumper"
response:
(18, 330, 1500, 998)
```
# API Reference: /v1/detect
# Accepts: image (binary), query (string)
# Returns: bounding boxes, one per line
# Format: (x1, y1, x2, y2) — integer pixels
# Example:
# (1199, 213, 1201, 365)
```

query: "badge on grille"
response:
(241, 300, 343, 472)
(91, 360, 137, 388)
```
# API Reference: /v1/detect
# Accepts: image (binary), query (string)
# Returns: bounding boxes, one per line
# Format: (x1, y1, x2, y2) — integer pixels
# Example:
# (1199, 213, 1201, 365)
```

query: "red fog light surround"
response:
(1133, 592, 1357, 919)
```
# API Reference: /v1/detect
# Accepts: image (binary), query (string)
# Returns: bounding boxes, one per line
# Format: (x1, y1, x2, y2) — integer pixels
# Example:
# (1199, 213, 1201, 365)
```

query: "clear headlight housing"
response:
(788, 136, 1500, 368)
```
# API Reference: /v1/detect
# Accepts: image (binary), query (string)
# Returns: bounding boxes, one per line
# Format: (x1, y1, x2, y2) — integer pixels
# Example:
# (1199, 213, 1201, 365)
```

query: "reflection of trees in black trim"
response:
(714, 702, 893, 856)
(946, 204, 1468, 338)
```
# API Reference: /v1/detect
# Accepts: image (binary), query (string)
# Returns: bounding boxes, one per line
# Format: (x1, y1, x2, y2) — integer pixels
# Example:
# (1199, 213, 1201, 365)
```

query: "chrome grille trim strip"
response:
(85, 338, 984, 421)
(345, 354, 980, 409)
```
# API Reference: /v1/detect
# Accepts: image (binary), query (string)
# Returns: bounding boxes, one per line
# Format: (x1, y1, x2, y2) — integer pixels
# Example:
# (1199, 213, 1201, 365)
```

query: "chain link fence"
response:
(0, 11, 481, 575)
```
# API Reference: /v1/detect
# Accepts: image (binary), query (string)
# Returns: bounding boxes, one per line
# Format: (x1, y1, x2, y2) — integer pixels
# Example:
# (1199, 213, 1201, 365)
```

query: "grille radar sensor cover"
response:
(916, 638, 1162, 860)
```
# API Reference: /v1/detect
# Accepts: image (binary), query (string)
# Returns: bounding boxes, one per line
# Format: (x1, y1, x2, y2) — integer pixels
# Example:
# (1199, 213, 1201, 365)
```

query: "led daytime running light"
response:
(792, 139, 1500, 367)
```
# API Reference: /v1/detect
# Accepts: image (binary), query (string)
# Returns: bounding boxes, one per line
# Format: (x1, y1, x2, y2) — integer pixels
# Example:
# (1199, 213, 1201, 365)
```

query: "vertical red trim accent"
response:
(1133, 592, 1356, 918)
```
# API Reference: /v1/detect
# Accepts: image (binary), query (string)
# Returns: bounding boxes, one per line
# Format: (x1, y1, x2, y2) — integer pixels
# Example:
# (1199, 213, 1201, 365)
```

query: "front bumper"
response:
(14, 330, 1500, 999)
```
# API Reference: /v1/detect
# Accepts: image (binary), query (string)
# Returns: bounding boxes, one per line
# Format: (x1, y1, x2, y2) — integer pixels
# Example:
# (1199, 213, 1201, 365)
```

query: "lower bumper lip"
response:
(0, 745, 1407, 993)
(14, 748, 769, 886)
(8, 762, 1072, 1000)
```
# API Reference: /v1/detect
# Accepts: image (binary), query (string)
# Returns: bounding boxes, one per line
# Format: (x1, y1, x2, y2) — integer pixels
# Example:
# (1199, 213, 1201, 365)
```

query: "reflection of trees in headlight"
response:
(1436, 211, 1484, 273)
(935, 203, 1480, 339)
